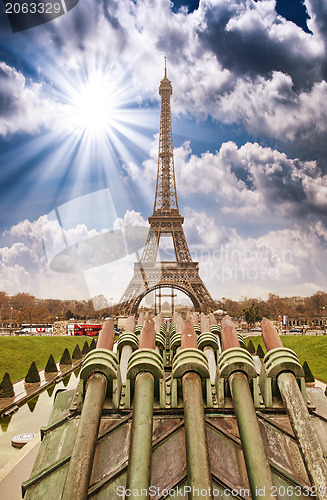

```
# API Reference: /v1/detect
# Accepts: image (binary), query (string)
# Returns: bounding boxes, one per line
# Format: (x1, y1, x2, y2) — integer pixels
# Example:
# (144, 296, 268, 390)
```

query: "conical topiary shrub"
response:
(89, 338, 96, 351)
(63, 373, 71, 387)
(0, 416, 11, 432)
(82, 341, 90, 355)
(27, 395, 39, 412)
(0, 372, 14, 398)
(302, 361, 315, 383)
(60, 348, 72, 366)
(47, 385, 55, 397)
(25, 361, 41, 383)
(72, 344, 82, 360)
(246, 339, 255, 354)
(45, 354, 58, 373)
(256, 344, 265, 359)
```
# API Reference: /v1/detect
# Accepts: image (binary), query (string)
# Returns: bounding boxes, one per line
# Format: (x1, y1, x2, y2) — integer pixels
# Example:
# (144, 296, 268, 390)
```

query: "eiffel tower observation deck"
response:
(119, 61, 216, 315)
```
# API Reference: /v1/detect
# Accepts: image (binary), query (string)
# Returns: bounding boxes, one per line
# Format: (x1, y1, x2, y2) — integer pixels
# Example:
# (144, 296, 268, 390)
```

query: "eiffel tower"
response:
(119, 60, 216, 315)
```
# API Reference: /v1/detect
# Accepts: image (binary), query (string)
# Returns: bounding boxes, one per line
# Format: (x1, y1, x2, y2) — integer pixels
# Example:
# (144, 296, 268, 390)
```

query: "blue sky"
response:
(1, 0, 327, 306)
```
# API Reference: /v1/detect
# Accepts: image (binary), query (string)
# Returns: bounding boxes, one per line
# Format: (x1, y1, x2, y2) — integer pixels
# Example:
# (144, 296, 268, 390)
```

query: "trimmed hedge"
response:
(0, 372, 14, 398)
(60, 348, 72, 365)
(25, 361, 41, 383)
(303, 361, 315, 383)
(72, 344, 82, 360)
(256, 344, 265, 359)
(82, 341, 90, 355)
(45, 354, 58, 373)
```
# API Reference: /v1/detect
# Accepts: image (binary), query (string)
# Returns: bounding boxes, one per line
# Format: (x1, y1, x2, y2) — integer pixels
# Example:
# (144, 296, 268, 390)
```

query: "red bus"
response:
(67, 324, 102, 336)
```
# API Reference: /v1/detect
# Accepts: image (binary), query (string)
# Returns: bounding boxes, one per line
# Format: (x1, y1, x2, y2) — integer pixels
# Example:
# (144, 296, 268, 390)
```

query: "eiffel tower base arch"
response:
(119, 262, 216, 315)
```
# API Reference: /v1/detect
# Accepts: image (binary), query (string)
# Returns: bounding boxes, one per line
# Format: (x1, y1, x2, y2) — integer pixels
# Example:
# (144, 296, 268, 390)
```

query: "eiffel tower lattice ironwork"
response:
(119, 61, 216, 315)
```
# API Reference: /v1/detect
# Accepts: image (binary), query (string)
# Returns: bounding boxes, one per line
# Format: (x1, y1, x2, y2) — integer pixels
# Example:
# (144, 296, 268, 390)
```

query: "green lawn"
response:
(0, 336, 92, 383)
(247, 335, 327, 382)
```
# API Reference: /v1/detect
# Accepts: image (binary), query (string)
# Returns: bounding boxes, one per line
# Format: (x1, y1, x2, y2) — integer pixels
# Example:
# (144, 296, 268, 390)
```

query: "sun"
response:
(71, 71, 116, 136)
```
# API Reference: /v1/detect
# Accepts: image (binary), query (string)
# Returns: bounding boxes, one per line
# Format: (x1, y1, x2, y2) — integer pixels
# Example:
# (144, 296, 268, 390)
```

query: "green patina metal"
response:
(80, 347, 121, 408)
(126, 371, 154, 499)
(21, 316, 327, 500)
(155, 331, 166, 349)
(170, 331, 181, 350)
(134, 324, 143, 335)
(263, 348, 304, 378)
(278, 372, 327, 499)
(197, 331, 219, 351)
(182, 371, 213, 499)
(229, 372, 275, 500)
(126, 348, 165, 409)
(127, 349, 164, 381)
(217, 347, 257, 379)
(259, 347, 306, 407)
(62, 373, 107, 500)
(80, 348, 120, 381)
(237, 333, 247, 349)
(171, 348, 210, 408)
(172, 348, 210, 379)
(193, 324, 201, 334)
(116, 332, 139, 353)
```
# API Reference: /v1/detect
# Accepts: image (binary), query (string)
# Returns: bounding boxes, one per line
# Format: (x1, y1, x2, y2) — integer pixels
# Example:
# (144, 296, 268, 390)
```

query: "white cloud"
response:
(183, 207, 231, 249)
(113, 209, 148, 229)
(216, 73, 327, 155)
(1, 0, 327, 160)
(1, 208, 327, 302)
(142, 139, 327, 218)
(0, 211, 150, 302)
(0, 62, 63, 136)
(185, 215, 327, 300)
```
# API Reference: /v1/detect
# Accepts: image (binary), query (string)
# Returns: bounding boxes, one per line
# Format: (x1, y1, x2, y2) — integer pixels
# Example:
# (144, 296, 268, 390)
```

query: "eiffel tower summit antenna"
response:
(119, 59, 216, 314)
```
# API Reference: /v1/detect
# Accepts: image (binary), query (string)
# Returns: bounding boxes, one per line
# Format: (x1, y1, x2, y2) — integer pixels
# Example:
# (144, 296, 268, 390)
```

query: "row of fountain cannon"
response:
(60, 313, 327, 500)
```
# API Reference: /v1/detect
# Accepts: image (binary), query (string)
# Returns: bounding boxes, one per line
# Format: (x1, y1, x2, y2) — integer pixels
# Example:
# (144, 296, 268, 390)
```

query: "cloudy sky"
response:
(1, 0, 327, 307)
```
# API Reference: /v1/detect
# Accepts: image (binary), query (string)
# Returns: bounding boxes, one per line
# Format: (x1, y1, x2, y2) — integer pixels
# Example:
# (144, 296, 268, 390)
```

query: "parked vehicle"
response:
(67, 324, 103, 336)
(18, 323, 53, 334)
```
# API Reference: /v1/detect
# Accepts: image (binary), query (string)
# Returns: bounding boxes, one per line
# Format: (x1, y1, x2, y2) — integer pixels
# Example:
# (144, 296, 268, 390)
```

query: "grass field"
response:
(1, 334, 326, 384)
(248, 335, 327, 382)
(0, 336, 92, 383)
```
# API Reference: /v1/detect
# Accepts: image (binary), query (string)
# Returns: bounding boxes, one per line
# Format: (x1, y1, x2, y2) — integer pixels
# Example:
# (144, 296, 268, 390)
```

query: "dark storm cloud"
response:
(199, 1, 322, 91)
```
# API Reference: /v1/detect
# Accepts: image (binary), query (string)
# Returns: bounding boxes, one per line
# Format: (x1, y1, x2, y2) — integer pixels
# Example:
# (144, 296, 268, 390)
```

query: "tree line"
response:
(216, 291, 327, 322)
(1, 290, 327, 324)
(0, 292, 99, 324)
